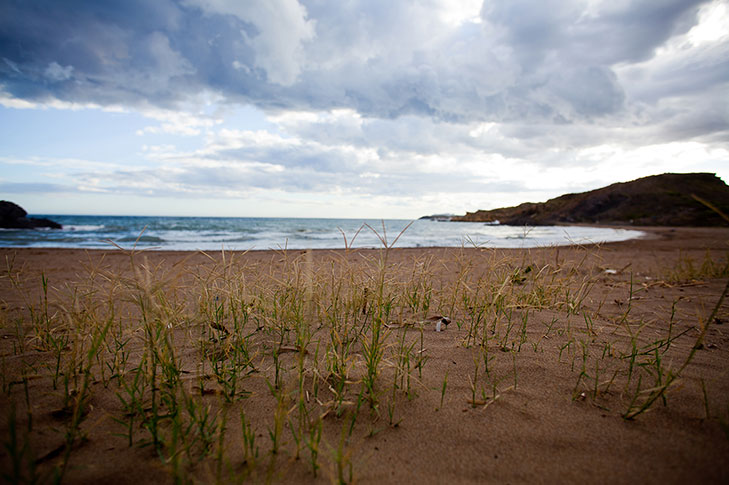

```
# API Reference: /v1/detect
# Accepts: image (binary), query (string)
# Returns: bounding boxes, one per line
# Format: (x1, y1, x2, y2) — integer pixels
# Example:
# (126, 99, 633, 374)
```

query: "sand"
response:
(0, 226, 728, 484)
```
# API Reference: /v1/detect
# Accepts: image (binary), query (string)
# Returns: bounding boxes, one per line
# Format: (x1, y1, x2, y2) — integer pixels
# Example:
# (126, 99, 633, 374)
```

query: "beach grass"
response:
(0, 226, 728, 483)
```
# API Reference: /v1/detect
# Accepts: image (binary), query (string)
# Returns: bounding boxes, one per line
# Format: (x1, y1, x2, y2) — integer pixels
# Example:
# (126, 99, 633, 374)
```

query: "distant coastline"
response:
(445, 173, 729, 227)
(418, 214, 455, 222)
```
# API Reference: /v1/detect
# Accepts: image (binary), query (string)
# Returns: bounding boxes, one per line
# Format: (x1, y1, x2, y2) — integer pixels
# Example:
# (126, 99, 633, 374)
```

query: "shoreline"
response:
(1, 224, 726, 253)
(0, 220, 650, 252)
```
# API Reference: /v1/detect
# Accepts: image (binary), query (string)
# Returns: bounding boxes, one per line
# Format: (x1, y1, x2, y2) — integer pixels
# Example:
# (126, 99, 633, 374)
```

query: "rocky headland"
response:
(0, 200, 62, 229)
(451, 173, 729, 226)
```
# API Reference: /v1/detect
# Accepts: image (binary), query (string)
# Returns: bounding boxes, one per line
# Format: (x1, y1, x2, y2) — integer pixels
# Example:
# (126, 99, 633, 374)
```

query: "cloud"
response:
(1, 0, 727, 218)
(136, 107, 220, 135)
(0, 182, 70, 193)
(44, 62, 74, 82)
(1, 0, 721, 123)
(183, 0, 315, 86)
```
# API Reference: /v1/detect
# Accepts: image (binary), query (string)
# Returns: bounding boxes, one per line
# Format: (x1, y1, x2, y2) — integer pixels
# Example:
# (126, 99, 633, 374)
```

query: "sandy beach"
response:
(1, 226, 728, 484)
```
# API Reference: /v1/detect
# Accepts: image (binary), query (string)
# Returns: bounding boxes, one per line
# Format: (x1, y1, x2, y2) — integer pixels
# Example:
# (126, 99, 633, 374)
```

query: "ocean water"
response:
(0, 215, 644, 251)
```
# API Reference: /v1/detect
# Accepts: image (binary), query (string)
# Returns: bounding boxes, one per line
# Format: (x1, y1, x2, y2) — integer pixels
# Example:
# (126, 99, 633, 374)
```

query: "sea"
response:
(0, 215, 644, 251)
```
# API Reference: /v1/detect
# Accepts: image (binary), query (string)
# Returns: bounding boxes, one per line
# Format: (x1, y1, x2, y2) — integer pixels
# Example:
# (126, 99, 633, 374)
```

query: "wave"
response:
(65, 224, 106, 232)
(0, 216, 645, 250)
(116, 235, 166, 243)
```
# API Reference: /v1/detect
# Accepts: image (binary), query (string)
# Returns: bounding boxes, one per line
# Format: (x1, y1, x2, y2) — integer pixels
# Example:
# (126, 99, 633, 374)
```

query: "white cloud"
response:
(137, 107, 220, 136)
(688, 0, 729, 45)
(0, 89, 128, 112)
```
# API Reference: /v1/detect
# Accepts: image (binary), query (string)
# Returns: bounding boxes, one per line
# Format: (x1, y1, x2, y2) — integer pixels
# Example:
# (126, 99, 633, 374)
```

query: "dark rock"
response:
(0, 201, 62, 229)
(419, 214, 455, 221)
(452, 173, 729, 227)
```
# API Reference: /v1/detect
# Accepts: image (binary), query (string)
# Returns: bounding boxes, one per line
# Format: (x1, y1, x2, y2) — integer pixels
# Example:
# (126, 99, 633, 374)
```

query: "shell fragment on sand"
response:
(426, 315, 451, 332)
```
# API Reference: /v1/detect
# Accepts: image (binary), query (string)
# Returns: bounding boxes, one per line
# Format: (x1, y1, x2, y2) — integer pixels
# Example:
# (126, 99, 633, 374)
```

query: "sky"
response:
(0, 0, 728, 219)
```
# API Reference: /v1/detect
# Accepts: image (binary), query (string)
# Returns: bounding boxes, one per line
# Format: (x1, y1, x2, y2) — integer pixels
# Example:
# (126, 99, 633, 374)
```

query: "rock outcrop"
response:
(451, 173, 729, 226)
(0, 201, 62, 229)
(419, 214, 455, 221)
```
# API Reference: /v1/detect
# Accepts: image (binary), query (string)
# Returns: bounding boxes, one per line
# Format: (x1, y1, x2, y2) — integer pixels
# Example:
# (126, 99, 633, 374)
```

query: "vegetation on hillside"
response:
(453, 173, 729, 226)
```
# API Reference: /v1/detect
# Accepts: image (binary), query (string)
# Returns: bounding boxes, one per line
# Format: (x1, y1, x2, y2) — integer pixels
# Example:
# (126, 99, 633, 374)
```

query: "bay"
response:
(0, 215, 644, 250)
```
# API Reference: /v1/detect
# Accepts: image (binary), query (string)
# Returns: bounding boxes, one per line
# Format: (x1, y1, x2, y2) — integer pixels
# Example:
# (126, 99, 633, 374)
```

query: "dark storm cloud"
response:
(482, 0, 705, 66)
(1, 0, 721, 126)
(0, 0, 263, 106)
